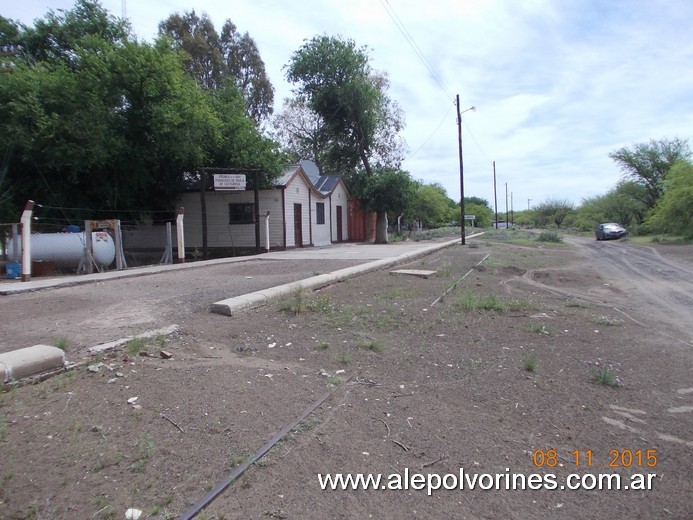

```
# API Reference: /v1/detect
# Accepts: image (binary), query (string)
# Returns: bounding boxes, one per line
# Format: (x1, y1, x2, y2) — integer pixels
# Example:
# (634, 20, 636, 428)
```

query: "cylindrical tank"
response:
(7, 231, 116, 269)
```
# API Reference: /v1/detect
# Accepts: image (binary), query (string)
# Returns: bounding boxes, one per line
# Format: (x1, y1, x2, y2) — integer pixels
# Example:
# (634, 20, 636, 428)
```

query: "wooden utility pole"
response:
(456, 95, 466, 245)
(505, 182, 509, 226)
(493, 161, 498, 229)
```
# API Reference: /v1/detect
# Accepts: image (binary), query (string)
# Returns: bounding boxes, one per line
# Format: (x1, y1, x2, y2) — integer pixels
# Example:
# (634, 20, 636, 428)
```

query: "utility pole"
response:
(528, 199, 532, 211)
(493, 161, 498, 229)
(511, 192, 514, 225)
(505, 182, 508, 227)
(456, 96, 475, 245)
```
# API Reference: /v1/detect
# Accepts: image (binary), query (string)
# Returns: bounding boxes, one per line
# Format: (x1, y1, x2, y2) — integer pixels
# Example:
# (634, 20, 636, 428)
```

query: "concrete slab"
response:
(87, 324, 180, 354)
(390, 269, 437, 278)
(0, 344, 66, 382)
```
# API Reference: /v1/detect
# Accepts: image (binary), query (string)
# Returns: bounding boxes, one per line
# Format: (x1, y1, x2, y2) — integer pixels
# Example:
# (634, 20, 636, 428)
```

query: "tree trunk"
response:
(375, 211, 388, 244)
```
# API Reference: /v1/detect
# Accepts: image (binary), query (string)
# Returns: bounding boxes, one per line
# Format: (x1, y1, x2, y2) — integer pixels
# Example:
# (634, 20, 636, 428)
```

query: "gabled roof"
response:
(276, 163, 326, 198)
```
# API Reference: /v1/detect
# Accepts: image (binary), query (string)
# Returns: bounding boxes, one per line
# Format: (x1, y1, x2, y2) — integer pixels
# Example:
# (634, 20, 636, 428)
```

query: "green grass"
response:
(314, 341, 330, 350)
(337, 351, 352, 365)
(537, 231, 563, 243)
(522, 354, 538, 372)
(565, 298, 589, 308)
(454, 292, 506, 311)
(357, 339, 385, 353)
(529, 322, 556, 335)
(127, 337, 149, 356)
(277, 288, 305, 315)
(54, 336, 69, 351)
(592, 314, 624, 326)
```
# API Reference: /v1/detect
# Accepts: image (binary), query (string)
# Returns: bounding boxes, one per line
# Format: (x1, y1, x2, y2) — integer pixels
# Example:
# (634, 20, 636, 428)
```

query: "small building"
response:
(177, 161, 350, 255)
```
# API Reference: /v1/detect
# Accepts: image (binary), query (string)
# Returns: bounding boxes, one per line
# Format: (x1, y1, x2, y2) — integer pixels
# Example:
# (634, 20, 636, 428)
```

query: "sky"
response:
(4, 0, 693, 210)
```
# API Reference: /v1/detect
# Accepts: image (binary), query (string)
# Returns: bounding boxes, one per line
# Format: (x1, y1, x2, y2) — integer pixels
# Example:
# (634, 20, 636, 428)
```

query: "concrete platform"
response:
(0, 344, 66, 383)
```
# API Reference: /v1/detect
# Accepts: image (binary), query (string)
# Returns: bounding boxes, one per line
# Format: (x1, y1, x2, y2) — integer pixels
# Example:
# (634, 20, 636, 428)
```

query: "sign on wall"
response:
(214, 174, 247, 191)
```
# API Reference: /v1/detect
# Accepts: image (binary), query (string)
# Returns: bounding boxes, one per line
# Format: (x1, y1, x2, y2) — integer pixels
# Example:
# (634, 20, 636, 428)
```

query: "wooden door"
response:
(336, 205, 343, 242)
(294, 203, 303, 247)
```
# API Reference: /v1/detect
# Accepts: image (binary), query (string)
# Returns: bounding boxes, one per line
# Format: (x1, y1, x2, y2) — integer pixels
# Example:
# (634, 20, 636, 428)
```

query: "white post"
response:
(176, 207, 185, 263)
(20, 200, 34, 282)
(264, 211, 271, 252)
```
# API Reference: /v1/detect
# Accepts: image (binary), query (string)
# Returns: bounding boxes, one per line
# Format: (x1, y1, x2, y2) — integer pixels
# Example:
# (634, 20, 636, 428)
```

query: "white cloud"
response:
(5, 0, 693, 207)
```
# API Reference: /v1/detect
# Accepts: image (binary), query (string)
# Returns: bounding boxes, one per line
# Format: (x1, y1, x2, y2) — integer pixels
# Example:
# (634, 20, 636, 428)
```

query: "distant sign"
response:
(464, 214, 476, 220)
(214, 174, 247, 191)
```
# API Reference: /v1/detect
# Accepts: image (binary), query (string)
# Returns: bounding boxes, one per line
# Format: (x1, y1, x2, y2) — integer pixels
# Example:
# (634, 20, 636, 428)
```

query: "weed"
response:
(0, 412, 6, 441)
(455, 292, 506, 311)
(505, 298, 540, 311)
(565, 298, 588, 308)
(337, 351, 351, 365)
(130, 434, 155, 472)
(306, 295, 333, 313)
(314, 341, 330, 350)
(522, 354, 538, 372)
(227, 452, 247, 468)
(54, 336, 69, 351)
(435, 267, 453, 277)
(277, 288, 305, 315)
(537, 231, 563, 243)
(325, 376, 342, 386)
(357, 339, 384, 353)
(529, 322, 555, 335)
(127, 337, 148, 356)
(585, 359, 622, 387)
(592, 315, 624, 326)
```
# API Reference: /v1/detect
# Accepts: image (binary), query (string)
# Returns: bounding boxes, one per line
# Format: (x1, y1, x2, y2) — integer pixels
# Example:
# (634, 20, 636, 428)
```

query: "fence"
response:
(1, 201, 186, 281)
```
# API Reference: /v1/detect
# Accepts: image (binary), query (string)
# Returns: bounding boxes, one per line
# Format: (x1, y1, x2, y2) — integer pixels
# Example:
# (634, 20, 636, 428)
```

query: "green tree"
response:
(410, 183, 454, 227)
(158, 10, 274, 122)
(285, 35, 405, 242)
(609, 137, 691, 209)
(0, 1, 281, 220)
(645, 161, 693, 238)
(534, 198, 575, 228)
(353, 169, 415, 243)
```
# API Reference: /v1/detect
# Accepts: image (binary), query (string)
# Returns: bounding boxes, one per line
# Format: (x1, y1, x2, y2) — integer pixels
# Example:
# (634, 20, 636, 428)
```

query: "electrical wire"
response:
(379, 0, 454, 101)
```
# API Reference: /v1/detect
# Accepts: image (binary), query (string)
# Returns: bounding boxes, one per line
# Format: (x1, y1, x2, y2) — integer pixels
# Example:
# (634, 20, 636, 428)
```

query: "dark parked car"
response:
(595, 222, 627, 240)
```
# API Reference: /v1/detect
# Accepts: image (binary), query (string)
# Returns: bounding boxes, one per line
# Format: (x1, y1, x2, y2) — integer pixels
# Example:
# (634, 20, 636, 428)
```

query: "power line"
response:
(379, 0, 454, 100)
(409, 100, 456, 159)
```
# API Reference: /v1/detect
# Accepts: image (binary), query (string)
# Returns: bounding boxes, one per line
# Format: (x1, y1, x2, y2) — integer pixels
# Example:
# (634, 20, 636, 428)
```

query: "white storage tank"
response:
(7, 231, 116, 269)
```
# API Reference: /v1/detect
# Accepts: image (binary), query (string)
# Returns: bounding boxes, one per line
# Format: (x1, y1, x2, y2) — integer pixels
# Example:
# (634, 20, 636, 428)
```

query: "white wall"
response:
(329, 183, 349, 242)
(283, 176, 312, 247)
(178, 190, 284, 249)
(313, 199, 331, 246)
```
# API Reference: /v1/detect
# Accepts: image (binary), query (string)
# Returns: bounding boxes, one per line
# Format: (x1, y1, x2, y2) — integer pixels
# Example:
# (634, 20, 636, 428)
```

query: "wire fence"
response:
(1, 203, 187, 280)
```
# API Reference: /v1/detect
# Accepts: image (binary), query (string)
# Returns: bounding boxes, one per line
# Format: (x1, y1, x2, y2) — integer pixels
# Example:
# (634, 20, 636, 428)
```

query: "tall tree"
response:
(609, 137, 691, 209)
(534, 198, 575, 228)
(354, 168, 416, 243)
(0, 1, 282, 220)
(285, 35, 406, 242)
(158, 11, 274, 122)
(270, 97, 329, 172)
(645, 161, 693, 238)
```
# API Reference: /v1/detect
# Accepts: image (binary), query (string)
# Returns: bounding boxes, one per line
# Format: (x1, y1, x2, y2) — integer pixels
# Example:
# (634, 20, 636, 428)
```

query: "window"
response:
(229, 203, 255, 224)
(316, 202, 325, 225)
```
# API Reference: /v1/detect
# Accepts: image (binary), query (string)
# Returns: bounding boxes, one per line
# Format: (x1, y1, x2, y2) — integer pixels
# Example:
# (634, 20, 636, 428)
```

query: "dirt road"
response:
(564, 236, 693, 346)
(1, 233, 691, 520)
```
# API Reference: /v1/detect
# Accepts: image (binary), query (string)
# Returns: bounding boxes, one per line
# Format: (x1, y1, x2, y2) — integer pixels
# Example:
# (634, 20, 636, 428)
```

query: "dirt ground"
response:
(1, 232, 691, 520)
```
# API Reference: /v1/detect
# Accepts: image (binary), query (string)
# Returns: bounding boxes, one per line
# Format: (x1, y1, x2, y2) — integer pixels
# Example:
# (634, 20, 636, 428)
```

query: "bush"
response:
(537, 231, 563, 243)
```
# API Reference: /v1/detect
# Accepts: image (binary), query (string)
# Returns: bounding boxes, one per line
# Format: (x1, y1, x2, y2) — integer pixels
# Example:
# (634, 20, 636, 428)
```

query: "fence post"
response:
(160, 222, 173, 264)
(176, 207, 185, 263)
(265, 211, 270, 252)
(114, 219, 125, 270)
(83, 220, 93, 274)
(20, 200, 34, 282)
